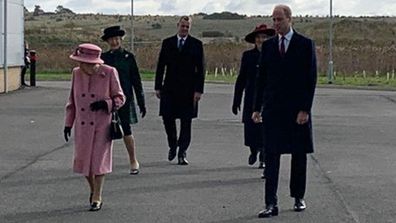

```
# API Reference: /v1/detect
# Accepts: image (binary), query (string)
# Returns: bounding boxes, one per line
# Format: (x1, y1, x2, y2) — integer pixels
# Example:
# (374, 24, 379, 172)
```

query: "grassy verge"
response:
(31, 71, 155, 81)
(33, 72, 396, 90)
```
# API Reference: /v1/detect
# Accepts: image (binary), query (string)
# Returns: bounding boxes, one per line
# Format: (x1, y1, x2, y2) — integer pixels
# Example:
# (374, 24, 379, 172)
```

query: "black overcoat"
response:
(233, 47, 264, 148)
(101, 48, 145, 124)
(254, 31, 317, 154)
(155, 35, 205, 119)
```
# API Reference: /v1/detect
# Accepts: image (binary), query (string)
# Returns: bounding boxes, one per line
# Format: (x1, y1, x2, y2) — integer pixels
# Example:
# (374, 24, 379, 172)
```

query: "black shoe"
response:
(168, 148, 177, 161)
(248, 153, 258, 165)
(89, 201, 102, 211)
(178, 157, 189, 165)
(294, 198, 306, 212)
(258, 205, 278, 218)
(258, 161, 265, 169)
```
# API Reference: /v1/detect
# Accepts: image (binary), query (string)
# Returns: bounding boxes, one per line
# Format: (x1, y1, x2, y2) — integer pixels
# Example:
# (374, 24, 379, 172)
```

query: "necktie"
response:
(280, 36, 286, 57)
(178, 38, 184, 51)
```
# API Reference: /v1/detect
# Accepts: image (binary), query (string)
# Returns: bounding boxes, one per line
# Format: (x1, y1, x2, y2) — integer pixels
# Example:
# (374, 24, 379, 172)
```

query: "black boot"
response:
(248, 147, 258, 165)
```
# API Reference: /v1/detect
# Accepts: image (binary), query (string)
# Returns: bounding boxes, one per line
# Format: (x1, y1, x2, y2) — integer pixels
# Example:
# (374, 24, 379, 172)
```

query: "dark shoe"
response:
(258, 205, 278, 218)
(89, 201, 102, 211)
(258, 162, 265, 169)
(248, 152, 258, 165)
(178, 157, 189, 165)
(294, 198, 306, 212)
(168, 148, 177, 161)
(130, 168, 140, 175)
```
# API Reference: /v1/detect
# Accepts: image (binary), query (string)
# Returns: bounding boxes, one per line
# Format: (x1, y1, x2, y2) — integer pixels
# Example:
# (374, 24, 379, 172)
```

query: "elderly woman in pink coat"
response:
(63, 43, 125, 211)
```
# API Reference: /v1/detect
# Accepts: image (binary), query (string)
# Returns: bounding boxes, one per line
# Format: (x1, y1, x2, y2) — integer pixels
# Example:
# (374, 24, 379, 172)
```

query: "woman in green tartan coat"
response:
(101, 26, 146, 175)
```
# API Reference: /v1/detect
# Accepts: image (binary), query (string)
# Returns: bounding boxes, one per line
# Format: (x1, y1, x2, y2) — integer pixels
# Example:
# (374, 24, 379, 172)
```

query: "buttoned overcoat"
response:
(155, 35, 205, 119)
(65, 65, 125, 176)
(254, 32, 317, 154)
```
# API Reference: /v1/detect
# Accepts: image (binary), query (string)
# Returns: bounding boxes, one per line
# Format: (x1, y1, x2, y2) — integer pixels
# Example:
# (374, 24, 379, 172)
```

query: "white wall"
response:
(0, 0, 24, 68)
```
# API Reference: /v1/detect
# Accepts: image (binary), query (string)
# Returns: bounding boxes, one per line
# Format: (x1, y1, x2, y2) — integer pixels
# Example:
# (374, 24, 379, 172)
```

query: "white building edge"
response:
(0, 0, 24, 93)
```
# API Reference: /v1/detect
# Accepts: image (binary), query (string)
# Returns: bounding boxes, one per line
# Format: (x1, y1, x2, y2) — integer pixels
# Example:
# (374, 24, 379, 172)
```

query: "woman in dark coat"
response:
(101, 26, 146, 175)
(232, 24, 275, 170)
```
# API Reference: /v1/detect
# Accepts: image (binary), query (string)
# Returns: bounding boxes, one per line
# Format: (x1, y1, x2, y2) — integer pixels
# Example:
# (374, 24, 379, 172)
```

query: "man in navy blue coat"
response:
(252, 4, 317, 218)
(155, 16, 205, 165)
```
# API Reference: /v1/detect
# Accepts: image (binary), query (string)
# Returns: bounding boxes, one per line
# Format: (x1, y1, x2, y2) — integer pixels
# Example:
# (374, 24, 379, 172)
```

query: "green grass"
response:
(33, 71, 156, 81)
(34, 72, 396, 90)
(318, 75, 396, 89)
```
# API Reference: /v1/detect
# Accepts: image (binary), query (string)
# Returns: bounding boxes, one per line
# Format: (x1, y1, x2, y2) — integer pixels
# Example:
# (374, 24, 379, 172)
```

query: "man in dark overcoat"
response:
(252, 5, 317, 218)
(232, 24, 275, 171)
(155, 16, 205, 165)
(101, 26, 146, 175)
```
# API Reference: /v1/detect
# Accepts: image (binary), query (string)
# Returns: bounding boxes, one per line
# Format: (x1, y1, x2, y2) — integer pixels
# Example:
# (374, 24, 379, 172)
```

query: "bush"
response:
(151, 23, 162, 29)
(203, 11, 246, 20)
(202, 31, 225, 37)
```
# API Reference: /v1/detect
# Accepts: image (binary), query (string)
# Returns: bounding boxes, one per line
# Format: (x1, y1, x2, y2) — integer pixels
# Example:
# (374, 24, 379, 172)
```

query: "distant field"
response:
(25, 13, 396, 77)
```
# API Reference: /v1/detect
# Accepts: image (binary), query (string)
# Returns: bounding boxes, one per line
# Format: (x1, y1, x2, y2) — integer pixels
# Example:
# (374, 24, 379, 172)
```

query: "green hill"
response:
(25, 12, 396, 76)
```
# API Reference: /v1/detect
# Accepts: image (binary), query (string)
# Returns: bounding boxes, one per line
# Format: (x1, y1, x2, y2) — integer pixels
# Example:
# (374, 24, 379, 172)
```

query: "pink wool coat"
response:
(65, 64, 125, 176)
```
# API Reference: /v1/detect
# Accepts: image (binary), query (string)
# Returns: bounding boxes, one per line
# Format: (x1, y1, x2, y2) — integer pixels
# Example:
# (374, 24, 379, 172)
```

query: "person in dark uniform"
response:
(155, 16, 205, 165)
(101, 26, 146, 175)
(21, 41, 30, 86)
(232, 24, 275, 172)
(252, 5, 317, 218)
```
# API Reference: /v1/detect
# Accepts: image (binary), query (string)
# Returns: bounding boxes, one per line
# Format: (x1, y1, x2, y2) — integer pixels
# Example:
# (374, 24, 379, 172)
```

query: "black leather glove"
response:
(140, 106, 147, 118)
(232, 104, 240, 115)
(90, 100, 108, 112)
(64, 126, 71, 142)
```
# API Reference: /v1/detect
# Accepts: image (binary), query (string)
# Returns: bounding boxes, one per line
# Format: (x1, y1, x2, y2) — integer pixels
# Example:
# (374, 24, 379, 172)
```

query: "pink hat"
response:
(69, 43, 104, 64)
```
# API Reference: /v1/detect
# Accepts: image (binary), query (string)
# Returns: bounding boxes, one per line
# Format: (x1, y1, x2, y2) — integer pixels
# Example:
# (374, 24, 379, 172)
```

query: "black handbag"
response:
(110, 111, 124, 140)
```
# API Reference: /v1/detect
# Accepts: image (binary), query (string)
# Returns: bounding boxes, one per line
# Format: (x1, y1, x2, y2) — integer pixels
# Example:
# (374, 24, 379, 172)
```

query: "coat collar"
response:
(173, 34, 191, 50)
(110, 47, 124, 54)
(271, 30, 301, 57)
(96, 65, 107, 77)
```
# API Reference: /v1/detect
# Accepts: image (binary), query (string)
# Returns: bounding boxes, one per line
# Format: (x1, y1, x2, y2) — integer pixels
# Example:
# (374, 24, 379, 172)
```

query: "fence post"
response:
(29, 50, 37, 87)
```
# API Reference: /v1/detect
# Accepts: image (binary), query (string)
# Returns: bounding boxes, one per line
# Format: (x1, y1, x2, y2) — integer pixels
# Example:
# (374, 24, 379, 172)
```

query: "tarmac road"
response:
(0, 82, 395, 223)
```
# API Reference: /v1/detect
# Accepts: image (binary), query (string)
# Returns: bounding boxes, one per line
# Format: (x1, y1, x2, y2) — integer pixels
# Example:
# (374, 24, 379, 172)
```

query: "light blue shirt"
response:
(278, 28, 294, 53)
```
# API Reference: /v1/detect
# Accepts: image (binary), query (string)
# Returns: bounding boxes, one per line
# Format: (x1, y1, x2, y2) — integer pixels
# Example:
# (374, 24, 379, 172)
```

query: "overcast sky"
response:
(24, 0, 396, 16)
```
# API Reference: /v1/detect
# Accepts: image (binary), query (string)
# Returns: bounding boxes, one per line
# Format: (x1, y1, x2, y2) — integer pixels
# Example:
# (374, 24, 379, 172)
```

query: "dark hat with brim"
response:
(101, 26, 126, 41)
(244, 24, 275, 44)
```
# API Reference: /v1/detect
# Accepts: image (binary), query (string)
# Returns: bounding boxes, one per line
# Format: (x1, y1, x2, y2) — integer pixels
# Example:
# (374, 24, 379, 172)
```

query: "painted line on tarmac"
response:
(310, 154, 360, 223)
(380, 95, 396, 104)
(0, 143, 70, 183)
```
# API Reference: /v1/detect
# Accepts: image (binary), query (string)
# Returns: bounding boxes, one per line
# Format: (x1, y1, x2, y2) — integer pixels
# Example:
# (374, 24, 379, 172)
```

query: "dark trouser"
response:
(163, 117, 192, 158)
(264, 152, 307, 205)
(249, 147, 265, 162)
(21, 66, 27, 85)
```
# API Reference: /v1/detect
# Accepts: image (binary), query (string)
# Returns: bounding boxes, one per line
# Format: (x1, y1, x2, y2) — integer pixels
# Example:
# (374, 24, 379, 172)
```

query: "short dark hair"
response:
(178, 16, 192, 23)
(274, 5, 292, 19)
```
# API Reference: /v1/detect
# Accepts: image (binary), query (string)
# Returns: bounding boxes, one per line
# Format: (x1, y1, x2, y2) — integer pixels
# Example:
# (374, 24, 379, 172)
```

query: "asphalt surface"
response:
(0, 82, 395, 223)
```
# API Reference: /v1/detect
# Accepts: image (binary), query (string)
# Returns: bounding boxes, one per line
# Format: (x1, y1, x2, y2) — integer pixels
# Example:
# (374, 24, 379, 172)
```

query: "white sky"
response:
(24, 0, 396, 16)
